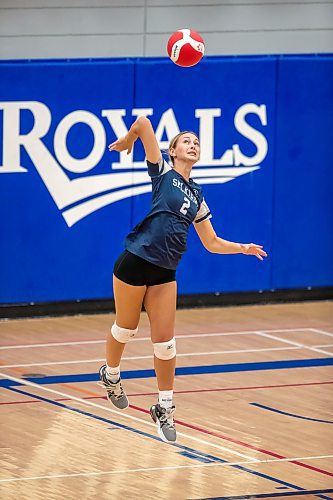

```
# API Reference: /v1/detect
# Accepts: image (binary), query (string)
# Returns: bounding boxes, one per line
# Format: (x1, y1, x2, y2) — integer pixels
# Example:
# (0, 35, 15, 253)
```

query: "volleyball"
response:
(167, 29, 205, 67)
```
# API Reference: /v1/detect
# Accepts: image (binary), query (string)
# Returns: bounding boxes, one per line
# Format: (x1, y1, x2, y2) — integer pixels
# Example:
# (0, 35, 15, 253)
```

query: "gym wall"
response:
(0, 0, 332, 59)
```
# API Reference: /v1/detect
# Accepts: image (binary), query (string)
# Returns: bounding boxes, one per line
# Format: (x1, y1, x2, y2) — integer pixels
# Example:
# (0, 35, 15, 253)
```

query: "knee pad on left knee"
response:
(153, 338, 176, 360)
(111, 322, 138, 344)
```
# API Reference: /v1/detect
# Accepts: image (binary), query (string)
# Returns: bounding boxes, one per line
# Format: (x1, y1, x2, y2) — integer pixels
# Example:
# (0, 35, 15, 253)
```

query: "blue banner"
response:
(273, 56, 333, 288)
(0, 55, 332, 303)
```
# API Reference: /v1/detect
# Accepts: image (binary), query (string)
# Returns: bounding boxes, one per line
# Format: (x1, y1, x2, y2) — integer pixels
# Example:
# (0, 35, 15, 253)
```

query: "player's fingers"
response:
(252, 245, 267, 256)
(256, 253, 264, 261)
(259, 249, 268, 256)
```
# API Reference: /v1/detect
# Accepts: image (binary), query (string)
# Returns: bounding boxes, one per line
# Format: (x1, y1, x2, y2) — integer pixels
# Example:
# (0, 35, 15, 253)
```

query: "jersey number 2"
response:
(180, 197, 190, 215)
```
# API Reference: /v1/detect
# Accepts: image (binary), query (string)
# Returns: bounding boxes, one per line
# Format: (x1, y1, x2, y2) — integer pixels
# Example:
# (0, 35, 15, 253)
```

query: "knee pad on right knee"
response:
(153, 338, 176, 360)
(111, 322, 138, 344)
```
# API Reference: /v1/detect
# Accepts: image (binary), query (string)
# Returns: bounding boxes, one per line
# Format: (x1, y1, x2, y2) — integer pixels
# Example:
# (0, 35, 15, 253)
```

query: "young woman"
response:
(98, 116, 267, 443)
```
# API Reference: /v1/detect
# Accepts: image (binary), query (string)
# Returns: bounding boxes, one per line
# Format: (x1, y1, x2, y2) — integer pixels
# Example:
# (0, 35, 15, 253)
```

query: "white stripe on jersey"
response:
(194, 198, 212, 223)
(159, 158, 172, 176)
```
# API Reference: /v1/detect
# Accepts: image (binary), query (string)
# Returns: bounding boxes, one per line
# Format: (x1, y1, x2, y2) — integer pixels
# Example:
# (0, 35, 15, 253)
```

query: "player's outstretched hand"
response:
(108, 135, 134, 155)
(241, 244, 268, 261)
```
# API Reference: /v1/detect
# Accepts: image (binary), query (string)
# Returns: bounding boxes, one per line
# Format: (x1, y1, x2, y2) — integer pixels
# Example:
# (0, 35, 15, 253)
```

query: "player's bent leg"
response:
(99, 275, 146, 410)
(99, 323, 139, 409)
(113, 274, 147, 330)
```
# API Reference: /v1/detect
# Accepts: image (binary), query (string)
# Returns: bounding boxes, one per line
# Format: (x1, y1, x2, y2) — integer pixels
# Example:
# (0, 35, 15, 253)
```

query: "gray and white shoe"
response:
(150, 403, 176, 443)
(98, 364, 129, 409)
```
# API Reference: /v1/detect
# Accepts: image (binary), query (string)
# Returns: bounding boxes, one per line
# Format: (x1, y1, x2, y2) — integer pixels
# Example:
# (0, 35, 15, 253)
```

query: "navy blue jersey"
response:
(125, 158, 212, 270)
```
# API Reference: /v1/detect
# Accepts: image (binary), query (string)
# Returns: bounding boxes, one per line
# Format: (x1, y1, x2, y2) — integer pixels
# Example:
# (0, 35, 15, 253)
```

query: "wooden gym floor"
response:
(0, 300, 332, 499)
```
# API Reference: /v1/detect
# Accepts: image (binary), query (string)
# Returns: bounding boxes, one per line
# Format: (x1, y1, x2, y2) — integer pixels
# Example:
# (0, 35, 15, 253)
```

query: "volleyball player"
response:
(98, 116, 267, 443)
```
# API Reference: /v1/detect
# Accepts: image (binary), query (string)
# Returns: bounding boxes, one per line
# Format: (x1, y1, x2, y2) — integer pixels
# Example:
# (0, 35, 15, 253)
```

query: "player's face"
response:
(173, 134, 200, 163)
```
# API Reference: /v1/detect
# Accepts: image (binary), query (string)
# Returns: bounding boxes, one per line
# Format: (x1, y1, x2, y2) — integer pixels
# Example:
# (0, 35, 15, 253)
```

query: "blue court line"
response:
(178, 451, 213, 463)
(4, 386, 332, 500)
(250, 403, 333, 424)
(193, 490, 333, 499)
(1, 357, 332, 388)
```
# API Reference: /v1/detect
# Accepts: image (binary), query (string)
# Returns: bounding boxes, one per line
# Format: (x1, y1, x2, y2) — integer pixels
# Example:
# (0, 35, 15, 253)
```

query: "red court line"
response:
(1, 380, 333, 405)
(127, 380, 333, 397)
(129, 403, 333, 478)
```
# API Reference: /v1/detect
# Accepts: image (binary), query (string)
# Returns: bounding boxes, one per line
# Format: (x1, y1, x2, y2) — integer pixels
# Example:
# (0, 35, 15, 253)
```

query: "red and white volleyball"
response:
(167, 29, 205, 67)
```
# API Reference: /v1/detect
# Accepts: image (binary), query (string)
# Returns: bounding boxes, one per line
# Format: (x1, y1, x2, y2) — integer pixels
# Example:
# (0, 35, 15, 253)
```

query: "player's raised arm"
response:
(108, 116, 161, 164)
(194, 218, 268, 261)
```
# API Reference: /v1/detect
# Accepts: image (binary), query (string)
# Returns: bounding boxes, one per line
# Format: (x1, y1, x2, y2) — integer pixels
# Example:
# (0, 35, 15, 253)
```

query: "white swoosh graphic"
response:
(61, 166, 261, 226)
(62, 184, 152, 227)
(62, 167, 260, 227)
(34, 148, 260, 212)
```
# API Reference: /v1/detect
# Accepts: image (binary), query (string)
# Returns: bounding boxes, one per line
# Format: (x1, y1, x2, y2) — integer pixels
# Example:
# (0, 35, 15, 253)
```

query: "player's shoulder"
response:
(147, 157, 172, 177)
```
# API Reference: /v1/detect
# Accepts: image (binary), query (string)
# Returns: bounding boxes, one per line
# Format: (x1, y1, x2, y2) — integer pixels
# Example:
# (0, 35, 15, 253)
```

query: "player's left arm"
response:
(108, 116, 161, 164)
(194, 219, 268, 261)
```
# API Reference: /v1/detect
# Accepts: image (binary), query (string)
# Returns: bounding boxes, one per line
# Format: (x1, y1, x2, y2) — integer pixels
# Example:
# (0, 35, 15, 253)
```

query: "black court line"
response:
(190, 488, 333, 499)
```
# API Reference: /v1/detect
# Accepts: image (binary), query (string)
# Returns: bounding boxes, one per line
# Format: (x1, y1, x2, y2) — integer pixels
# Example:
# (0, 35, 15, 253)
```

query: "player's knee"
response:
(153, 338, 176, 360)
(111, 322, 138, 343)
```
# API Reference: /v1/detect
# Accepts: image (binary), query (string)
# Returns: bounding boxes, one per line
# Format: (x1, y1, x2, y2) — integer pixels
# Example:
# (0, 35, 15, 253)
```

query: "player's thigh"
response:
(113, 274, 146, 329)
(143, 281, 177, 343)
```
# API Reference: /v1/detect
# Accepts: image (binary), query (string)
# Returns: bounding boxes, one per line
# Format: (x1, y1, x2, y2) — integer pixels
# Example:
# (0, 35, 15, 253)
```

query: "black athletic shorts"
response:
(113, 250, 176, 286)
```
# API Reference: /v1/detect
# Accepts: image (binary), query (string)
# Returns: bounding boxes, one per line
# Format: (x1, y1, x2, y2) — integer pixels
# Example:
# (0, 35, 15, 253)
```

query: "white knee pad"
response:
(111, 322, 138, 344)
(153, 338, 176, 360)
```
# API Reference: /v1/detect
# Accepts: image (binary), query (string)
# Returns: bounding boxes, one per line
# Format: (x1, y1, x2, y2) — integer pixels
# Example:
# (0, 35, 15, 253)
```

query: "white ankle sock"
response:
(158, 390, 173, 409)
(106, 364, 120, 382)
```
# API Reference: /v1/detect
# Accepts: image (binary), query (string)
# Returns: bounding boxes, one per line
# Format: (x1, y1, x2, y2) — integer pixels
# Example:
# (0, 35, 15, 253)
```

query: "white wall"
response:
(0, 0, 332, 59)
